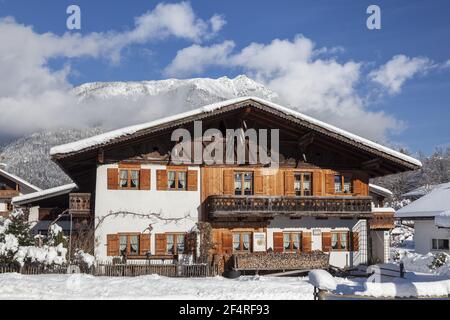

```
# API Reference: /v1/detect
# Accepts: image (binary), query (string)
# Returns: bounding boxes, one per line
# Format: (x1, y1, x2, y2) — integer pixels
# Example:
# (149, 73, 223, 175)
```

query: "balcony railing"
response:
(369, 211, 395, 230)
(0, 190, 19, 199)
(69, 193, 91, 217)
(206, 195, 373, 219)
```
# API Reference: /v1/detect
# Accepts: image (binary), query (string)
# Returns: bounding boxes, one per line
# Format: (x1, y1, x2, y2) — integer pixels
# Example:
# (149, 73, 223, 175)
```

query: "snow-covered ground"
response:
(0, 273, 315, 300)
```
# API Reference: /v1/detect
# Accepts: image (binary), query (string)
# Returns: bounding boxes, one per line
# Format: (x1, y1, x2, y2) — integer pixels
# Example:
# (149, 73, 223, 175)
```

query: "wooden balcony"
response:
(206, 195, 373, 219)
(69, 193, 91, 217)
(0, 190, 19, 199)
(369, 211, 395, 230)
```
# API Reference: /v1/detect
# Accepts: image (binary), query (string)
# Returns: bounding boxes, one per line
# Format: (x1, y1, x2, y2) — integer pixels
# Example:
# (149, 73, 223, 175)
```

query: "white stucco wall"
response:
(267, 217, 368, 268)
(371, 230, 390, 263)
(414, 220, 450, 254)
(94, 164, 201, 261)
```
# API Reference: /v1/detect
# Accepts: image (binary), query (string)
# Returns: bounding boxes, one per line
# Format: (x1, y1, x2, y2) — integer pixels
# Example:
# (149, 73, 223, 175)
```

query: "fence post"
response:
(400, 262, 405, 278)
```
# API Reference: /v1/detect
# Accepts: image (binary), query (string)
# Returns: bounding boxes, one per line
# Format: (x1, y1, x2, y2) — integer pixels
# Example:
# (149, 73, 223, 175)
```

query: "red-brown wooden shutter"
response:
(140, 169, 151, 190)
(222, 231, 233, 254)
(325, 173, 335, 194)
(352, 174, 363, 195)
(107, 234, 119, 256)
(322, 232, 332, 252)
(302, 232, 312, 253)
(273, 232, 284, 253)
(223, 170, 234, 195)
(139, 234, 151, 255)
(312, 170, 322, 196)
(107, 168, 118, 190)
(156, 170, 168, 190)
(284, 171, 295, 196)
(351, 232, 359, 252)
(254, 170, 264, 195)
(155, 234, 167, 254)
(187, 170, 198, 191)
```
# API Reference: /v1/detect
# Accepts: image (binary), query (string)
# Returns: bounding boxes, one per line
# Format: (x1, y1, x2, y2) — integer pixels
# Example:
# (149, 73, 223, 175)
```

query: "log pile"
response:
(234, 251, 329, 270)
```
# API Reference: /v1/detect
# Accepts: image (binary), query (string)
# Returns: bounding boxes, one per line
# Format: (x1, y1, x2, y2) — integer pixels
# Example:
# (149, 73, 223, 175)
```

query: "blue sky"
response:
(1, 0, 450, 154)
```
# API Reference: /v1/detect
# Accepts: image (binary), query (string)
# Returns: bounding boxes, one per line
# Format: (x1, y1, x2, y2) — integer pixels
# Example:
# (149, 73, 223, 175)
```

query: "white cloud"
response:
(164, 35, 404, 142)
(369, 55, 433, 94)
(0, 2, 225, 136)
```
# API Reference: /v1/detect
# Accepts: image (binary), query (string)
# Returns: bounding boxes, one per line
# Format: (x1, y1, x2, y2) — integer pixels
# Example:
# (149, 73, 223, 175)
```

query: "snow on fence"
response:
(0, 262, 220, 278)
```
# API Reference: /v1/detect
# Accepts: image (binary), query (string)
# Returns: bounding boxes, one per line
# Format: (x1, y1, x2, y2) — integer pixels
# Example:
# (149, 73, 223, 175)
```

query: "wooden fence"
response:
(0, 262, 219, 278)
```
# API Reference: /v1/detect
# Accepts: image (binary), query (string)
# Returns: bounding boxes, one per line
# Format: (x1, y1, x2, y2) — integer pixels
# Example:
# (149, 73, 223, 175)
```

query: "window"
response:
(166, 233, 185, 254)
(168, 171, 187, 190)
(432, 239, 449, 250)
(234, 172, 253, 195)
(119, 234, 140, 256)
(119, 169, 140, 189)
(233, 232, 252, 252)
(294, 172, 312, 196)
(283, 232, 302, 252)
(334, 174, 352, 193)
(331, 232, 348, 251)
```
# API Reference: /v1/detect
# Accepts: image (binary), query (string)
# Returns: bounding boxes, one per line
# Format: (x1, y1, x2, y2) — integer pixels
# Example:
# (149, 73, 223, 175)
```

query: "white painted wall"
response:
(267, 216, 368, 268)
(94, 164, 201, 261)
(414, 220, 450, 254)
(371, 230, 390, 263)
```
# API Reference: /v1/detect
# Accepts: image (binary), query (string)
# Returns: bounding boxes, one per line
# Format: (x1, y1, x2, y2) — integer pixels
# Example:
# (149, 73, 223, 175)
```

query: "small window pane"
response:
(331, 233, 338, 249)
(293, 233, 301, 250)
(168, 171, 176, 189)
(294, 174, 301, 196)
(129, 235, 139, 254)
(234, 173, 242, 195)
(120, 170, 128, 188)
(343, 176, 352, 193)
(303, 173, 312, 196)
(176, 234, 185, 253)
(233, 234, 241, 251)
(130, 170, 139, 188)
(166, 234, 174, 254)
(242, 233, 250, 251)
(178, 172, 186, 190)
(119, 235, 127, 255)
(243, 173, 253, 195)
(340, 233, 348, 250)
(443, 240, 449, 250)
(334, 175, 342, 192)
(432, 239, 438, 250)
(283, 233, 291, 251)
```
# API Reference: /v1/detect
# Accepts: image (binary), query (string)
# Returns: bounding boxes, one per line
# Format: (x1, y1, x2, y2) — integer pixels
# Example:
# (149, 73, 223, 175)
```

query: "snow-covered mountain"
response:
(0, 75, 282, 188)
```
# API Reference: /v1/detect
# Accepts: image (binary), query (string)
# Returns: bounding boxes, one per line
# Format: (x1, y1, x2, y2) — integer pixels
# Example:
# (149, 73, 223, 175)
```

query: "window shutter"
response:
(351, 232, 359, 252)
(107, 234, 119, 256)
(325, 173, 335, 194)
(139, 234, 151, 255)
(284, 171, 295, 196)
(223, 170, 234, 195)
(273, 232, 284, 253)
(155, 234, 167, 255)
(322, 232, 332, 252)
(156, 170, 168, 190)
(140, 169, 151, 190)
(254, 170, 264, 195)
(302, 232, 312, 253)
(107, 168, 118, 190)
(187, 170, 198, 191)
(352, 174, 362, 195)
(312, 171, 322, 196)
(222, 231, 233, 254)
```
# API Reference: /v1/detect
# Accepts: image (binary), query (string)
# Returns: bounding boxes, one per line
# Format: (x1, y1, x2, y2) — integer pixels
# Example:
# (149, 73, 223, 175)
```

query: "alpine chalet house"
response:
(0, 165, 41, 217)
(49, 97, 421, 269)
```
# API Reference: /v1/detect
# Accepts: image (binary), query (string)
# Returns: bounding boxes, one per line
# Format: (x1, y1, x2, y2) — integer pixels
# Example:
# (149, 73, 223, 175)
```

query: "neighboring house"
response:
(23, 97, 420, 269)
(0, 165, 41, 217)
(401, 183, 447, 201)
(396, 182, 450, 254)
(12, 183, 78, 235)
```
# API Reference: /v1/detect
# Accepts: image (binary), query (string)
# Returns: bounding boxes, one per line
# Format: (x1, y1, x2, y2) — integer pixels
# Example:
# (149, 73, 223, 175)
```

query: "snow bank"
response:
(435, 210, 450, 228)
(394, 251, 450, 276)
(308, 270, 337, 291)
(359, 278, 450, 298)
(74, 250, 95, 268)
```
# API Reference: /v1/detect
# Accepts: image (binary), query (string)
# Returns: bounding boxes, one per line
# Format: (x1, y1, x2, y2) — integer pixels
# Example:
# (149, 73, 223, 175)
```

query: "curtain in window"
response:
(130, 170, 139, 188)
(331, 233, 338, 249)
(343, 176, 352, 193)
(294, 174, 301, 195)
(334, 175, 342, 192)
(303, 174, 311, 195)
(119, 235, 127, 255)
(166, 234, 174, 254)
(120, 170, 128, 188)
(234, 173, 242, 195)
(293, 233, 301, 250)
(340, 233, 348, 250)
(233, 234, 240, 251)
(176, 234, 185, 253)
(283, 233, 291, 251)
(178, 172, 186, 190)
(242, 233, 250, 251)
(168, 171, 176, 189)
(243, 173, 253, 195)
(129, 235, 139, 254)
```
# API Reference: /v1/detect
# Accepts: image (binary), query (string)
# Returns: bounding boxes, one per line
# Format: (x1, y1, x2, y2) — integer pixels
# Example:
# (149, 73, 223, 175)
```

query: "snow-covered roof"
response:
(435, 210, 450, 228)
(369, 184, 393, 198)
(395, 182, 450, 219)
(0, 168, 41, 193)
(401, 183, 447, 199)
(50, 97, 422, 168)
(12, 183, 77, 206)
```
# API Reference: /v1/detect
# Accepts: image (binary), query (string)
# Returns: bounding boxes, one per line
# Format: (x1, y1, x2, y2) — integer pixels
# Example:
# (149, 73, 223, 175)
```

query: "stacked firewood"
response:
(234, 251, 329, 270)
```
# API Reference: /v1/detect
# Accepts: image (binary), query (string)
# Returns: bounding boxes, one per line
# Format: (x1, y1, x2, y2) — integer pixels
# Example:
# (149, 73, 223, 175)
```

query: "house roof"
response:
(369, 184, 393, 198)
(395, 182, 450, 219)
(50, 97, 422, 170)
(401, 183, 447, 199)
(12, 183, 77, 206)
(0, 168, 41, 194)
